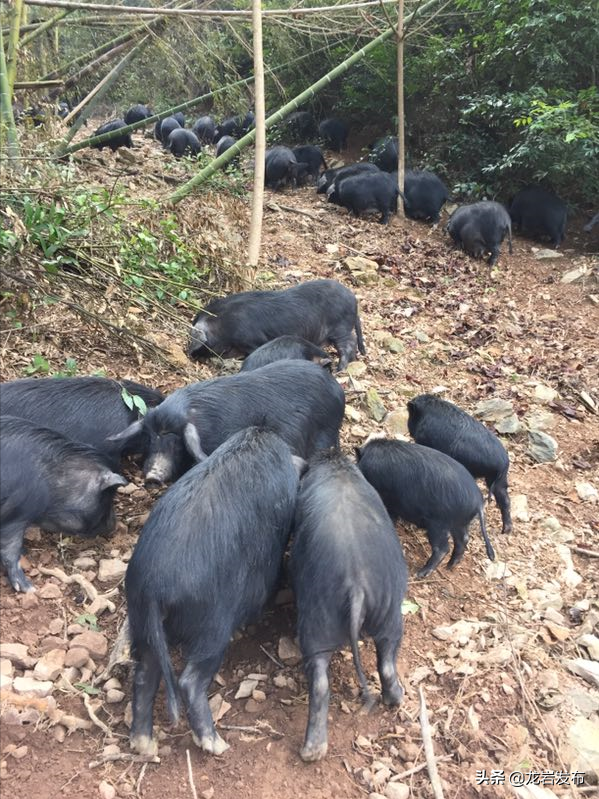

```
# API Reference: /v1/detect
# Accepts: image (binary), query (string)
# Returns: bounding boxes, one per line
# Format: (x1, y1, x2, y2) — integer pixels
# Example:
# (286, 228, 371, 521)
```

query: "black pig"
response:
(407, 393, 512, 534)
(318, 117, 349, 152)
(291, 450, 407, 762)
(317, 162, 380, 195)
(110, 360, 345, 484)
(240, 336, 331, 371)
(0, 376, 163, 468)
(447, 201, 512, 266)
(126, 428, 302, 756)
(356, 439, 495, 577)
(1, 416, 126, 593)
(329, 171, 400, 224)
(509, 186, 567, 247)
(91, 119, 133, 152)
(192, 115, 216, 144)
(167, 128, 201, 158)
(188, 278, 365, 371)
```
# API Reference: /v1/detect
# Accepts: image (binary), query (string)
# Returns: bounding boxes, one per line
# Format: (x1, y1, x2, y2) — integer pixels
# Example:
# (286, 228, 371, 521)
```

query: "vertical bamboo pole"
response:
(247, 0, 265, 269)
(396, 0, 405, 217)
(0, 26, 21, 168)
(6, 0, 24, 94)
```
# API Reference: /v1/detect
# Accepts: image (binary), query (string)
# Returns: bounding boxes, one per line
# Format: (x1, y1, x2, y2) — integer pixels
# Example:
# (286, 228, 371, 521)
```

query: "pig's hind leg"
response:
(417, 523, 450, 578)
(181, 653, 230, 756)
(130, 646, 162, 756)
(300, 651, 333, 762)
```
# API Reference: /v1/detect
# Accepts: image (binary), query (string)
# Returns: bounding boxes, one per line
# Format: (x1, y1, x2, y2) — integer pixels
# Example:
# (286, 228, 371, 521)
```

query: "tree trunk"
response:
(6, 0, 24, 94)
(0, 26, 21, 168)
(247, 0, 265, 269)
(396, 0, 405, 217)
(168, 0, 443, 203)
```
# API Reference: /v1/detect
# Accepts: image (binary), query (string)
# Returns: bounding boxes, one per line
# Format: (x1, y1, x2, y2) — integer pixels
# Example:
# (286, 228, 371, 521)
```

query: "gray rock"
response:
(385, 785, 410, 799)
(278, 636, 301, 665)
(534, 248, 564, 260)
(0, 643, 34, 669)
(473, 398, 514, 422)
(69, 631, 108, 660)
(105, 689, 125, 704)
(495, 414, 522, 434)
(98, 558, 127, 582)
(528, 430, 558, 462)
(33, 649, 65, 681)
(12, 676, 53, 697)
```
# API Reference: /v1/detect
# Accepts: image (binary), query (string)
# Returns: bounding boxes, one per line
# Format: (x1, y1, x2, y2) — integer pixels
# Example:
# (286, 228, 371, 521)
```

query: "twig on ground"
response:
(83, 693, 111, 736)
(136, 762, 148, 798)
(186, 749, 198, 799)
(89, 752, 160, 768)
(389, 755, 452, 782)
(266, 201, 325, 222)
(38, 565, 117, 614)
(259, 644, 284, 669)
(571, 545, 599, 558)
(419, 686, 445, 799)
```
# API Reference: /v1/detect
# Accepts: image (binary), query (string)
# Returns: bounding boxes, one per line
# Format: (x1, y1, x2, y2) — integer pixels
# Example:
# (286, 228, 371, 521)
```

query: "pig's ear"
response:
(183, 423, 207, 462)
(316, 356, 333, 371)
(101, 471, 128, 490)
(292, 455, 308, 477)
(107, 420, 143, 442)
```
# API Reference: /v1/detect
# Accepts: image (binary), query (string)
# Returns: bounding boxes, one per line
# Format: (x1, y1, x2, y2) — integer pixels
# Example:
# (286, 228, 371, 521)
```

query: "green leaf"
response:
(132, 394, 148, 416)
(121, 387, 134, 411)
(74, 683, 101, 695)
(75, 613, 99, 631)
(401, 599, 421, 615)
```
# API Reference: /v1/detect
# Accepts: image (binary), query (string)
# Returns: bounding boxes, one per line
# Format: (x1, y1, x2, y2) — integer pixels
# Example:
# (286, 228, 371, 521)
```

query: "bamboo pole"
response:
(22, 0, 423, 17)
(247, 0, 265, 267)
(53, 38, 134, 98)
(56, 38, 346, 156)
(169, 0, 442, 203)
(396, 0, 405, 216)
(6, 0, 24, 94)
(13, 78, 63, 88)
(19, 9, 72, 48)
(56, 36, 150, 151)
(0, 26, 21, 168)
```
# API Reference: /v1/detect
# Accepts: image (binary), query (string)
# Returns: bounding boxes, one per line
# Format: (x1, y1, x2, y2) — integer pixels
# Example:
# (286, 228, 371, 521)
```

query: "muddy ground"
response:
(1, 132, 598, 799)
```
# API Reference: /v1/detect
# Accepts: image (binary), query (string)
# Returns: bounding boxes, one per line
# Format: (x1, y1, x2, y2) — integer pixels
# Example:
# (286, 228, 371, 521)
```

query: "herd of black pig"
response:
(1, 273, 517, 762)
(89, 103, 596, 265)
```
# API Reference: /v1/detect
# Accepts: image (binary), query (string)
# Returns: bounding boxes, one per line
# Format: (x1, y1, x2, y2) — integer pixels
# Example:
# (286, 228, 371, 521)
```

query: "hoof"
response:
(130, 734, 158, 756)
(382, 684, 404, 707)
(502, 524, 513, 535)
(300, 741, 328, 762)
(192, 731, 229, 756)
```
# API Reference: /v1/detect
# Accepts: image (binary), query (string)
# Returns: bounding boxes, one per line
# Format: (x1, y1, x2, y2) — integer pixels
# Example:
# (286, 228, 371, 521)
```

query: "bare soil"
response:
(1, 137, 598, 799)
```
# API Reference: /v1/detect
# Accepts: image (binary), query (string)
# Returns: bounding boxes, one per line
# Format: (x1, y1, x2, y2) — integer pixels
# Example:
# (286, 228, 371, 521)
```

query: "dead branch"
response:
(89, 753, 160, 768)
(419, 686, 445, 799)
(571, 545, 599, 558)
(38, 565, 117, 615)
(186, 750, 198, 799)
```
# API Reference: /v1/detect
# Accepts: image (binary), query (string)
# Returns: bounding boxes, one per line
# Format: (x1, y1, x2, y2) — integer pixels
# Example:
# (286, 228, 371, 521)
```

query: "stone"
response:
(99, 781, 116, 799)
(383, 336, 404, 354)
(372, 767, 392, 786)
(495, 415, 522, 434)
(278, 636, 301, 665)
(11, 746, 28, 760)
(575, 482, 598, 502)
(0, 659, 14, 677)
(247, 673, 268, 682)
(523, 409, 555, 431)
(566, 716, 599, 778)
(561, 265, 587, 282)
(201, 789, 215, 799)
(565, 659, 599, 689)
(73, 556, 96, 570)
(235, 679, 258, 699)
(366, 388, 386, 422)
(577, 634, 599, 661)
(102, 744, 121, 757)
(208, 693, 231, 723)
(0, 674, 13, 690)
(346, 361, 367, 377)
(48, 618, 63, 636)
(252, 689, 266, 702)
(98, 558, 127, 582)
(528, 430, 558, 462)
(533, 384, 558, 403)
(385, 784, 410, 799)
(53, 725, 66, 743)
(69, 631, 107, 659)
(0, 643, 33, 669)
(65, 648, 89, 669)
(105, 689, 125, 704)
(12, 676, 53, 697)
(38, 583, 62, 600)
(244, 698, 261, 713)
(103, 677, 122, 691)
(39, 636, 68, 653)
(512, 494, 529, 522)
(21, 593, 39, 610)
(33, 649, 65, 681)
(384, 409, 409, 437)
(534, 249, 563, 260)
(473, 398, 514, 421)
(397, 741, 419, 761)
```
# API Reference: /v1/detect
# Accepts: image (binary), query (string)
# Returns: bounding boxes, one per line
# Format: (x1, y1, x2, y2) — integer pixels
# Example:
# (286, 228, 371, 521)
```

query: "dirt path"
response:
(1, 167, 598, 799)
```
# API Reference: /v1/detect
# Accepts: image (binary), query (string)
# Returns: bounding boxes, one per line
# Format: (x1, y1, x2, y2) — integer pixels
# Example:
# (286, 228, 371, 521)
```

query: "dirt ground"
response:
(1, 133, 598, 799)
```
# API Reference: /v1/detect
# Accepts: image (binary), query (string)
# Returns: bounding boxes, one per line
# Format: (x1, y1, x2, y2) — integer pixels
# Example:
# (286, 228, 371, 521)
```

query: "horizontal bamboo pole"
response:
(13, 79, 63, 88)
(23, 0, 405, 18)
